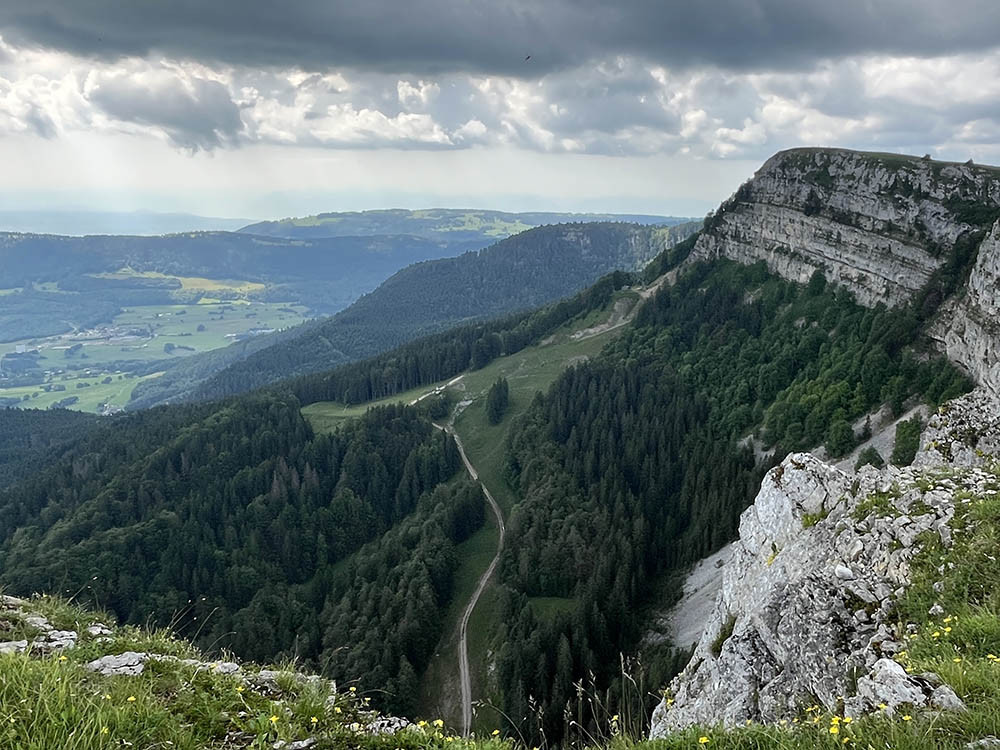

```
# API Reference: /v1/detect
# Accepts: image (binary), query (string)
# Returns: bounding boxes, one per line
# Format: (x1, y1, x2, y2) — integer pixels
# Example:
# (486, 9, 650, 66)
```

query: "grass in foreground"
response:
(0, 595, 513, 750)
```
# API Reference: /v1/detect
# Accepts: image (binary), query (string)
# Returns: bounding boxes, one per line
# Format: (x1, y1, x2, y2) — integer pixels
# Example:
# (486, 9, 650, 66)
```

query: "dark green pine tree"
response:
(485, 376, 510, 424)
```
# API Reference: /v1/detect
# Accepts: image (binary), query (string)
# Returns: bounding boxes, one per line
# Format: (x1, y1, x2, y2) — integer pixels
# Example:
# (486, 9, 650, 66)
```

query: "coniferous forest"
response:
(490, 258, 968, 743)
(0, 397, 472, 709)
(0, 231, 973, 742)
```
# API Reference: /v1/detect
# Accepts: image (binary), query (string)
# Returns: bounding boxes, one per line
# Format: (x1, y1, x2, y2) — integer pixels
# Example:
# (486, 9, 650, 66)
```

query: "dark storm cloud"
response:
(2, 1, 999, 76)
(88, 72, 243, 150)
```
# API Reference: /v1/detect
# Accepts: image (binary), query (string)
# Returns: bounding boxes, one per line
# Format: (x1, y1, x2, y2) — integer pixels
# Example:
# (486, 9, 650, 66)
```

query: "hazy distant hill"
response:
(0, 230, 469, 320)
(129, 221, 696, 407)
(240, 208, 687, 241)
(0, 210, 252, 236)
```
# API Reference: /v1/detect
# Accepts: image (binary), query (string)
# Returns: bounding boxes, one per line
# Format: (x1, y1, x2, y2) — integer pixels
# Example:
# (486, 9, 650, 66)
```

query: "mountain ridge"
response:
(3, 146, 1000, 748)
(130, 221, 698, 408)
(691, 147, 1000, 307)
(239, 208, 689, 240)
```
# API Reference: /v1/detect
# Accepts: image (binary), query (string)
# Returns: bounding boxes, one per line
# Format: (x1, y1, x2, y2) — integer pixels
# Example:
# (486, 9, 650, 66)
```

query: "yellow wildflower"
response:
(830, 726, 840, 735)
(311, 716, 319, 725)
(334, 707, 342, 714)
(236, 685, 244, 693)
(349, 686, 357, 693)
(101, 727, 109, 735)
(269, 715, 279, 724)
(58, 655, 67, 662)
(126, 696, 136, 703)
(433, 719, 445, 728)
(843, 716, 852, 724)
(698, 738, 710, 745)
(418, 720, 428, 728)
(953, 657, 962, 663)
(932, 631, 941, 638)
(492, 729, 500, 736)
(902, 715, 912, 721)
(944, 626, 952, 633)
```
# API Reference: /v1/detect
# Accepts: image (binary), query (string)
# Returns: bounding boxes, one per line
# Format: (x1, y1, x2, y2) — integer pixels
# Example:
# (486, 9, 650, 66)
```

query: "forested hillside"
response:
(0, 396, 475, 712)
(0, 408, 102, 487)
(135, 222, 685, 407)
(0, 230, 465, 318)
(491, 258, 967, 743)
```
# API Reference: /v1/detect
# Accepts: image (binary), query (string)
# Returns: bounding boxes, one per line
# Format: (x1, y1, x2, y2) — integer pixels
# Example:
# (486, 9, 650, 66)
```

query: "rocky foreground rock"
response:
(649, 387, 999, 737)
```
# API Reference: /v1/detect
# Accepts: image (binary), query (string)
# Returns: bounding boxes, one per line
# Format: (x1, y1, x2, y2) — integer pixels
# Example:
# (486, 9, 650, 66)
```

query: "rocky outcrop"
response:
(931, 221, 1000, 396)
(649, 388, 999, 737)
(691, 149, 1000, 307)
(0, 597, 89, 655)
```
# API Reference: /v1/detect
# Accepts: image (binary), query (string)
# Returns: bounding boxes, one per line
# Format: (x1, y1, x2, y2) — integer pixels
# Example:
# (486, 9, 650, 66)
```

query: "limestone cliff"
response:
(691, 148, 1000, 307)
(931, 221, 1000, 396)
(648, 387, 999, 737)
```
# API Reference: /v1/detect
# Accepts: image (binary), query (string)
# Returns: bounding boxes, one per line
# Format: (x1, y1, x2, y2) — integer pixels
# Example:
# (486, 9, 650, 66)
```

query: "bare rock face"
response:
(86, 651, 151, 676)
(916, 387, 1000, 468)
(931, 221, 1000, 396)
(649, 389, 1000, 738)
(691, 149, 1000, 307)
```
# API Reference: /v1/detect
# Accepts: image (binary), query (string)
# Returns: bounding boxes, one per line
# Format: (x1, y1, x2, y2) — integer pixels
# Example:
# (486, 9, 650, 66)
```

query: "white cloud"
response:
(1, 35, 1000, 173)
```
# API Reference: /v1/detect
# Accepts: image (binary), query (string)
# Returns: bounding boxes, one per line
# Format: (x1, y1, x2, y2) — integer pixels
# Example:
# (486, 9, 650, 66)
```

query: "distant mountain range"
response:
(0, 207, 689, 239)
(241, 208, 691, 241)
(129, 221, 700, 408)
(0, 209, 697, 414)
(0, 210, 253, 236)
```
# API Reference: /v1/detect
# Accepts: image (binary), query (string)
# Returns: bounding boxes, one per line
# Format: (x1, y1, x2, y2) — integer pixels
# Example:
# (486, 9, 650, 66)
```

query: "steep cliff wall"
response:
(691, 149, 1000, 307)
(930, 221, 1000, 397)
(649, 387, 1000, 737)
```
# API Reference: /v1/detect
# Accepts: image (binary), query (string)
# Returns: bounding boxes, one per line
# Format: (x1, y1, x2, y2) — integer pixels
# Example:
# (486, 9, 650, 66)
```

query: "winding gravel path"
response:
(434, 422, 506, 737)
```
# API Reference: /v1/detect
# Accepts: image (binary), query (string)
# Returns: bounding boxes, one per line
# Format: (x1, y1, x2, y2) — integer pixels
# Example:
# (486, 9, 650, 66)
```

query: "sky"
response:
(1, 1, 1000, 222)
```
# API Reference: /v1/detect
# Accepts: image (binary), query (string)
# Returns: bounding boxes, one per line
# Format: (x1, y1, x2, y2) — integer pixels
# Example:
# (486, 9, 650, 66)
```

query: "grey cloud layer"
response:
(3, 2, 1000, 164)
(88, 72, 242, 150)
(3, 1, 1000, 75)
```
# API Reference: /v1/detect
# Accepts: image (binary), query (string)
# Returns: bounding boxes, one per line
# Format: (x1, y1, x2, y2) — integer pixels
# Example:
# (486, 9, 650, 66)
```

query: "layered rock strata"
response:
(691, 149, 1000, 307)
(931, 221, 1000, 396)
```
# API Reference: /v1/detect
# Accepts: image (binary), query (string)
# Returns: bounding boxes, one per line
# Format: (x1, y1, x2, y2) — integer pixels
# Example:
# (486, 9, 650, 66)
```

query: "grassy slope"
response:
(0, 593, 510, 750)
(0, 301, 309, 412)
(304, 292, 636, 733)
